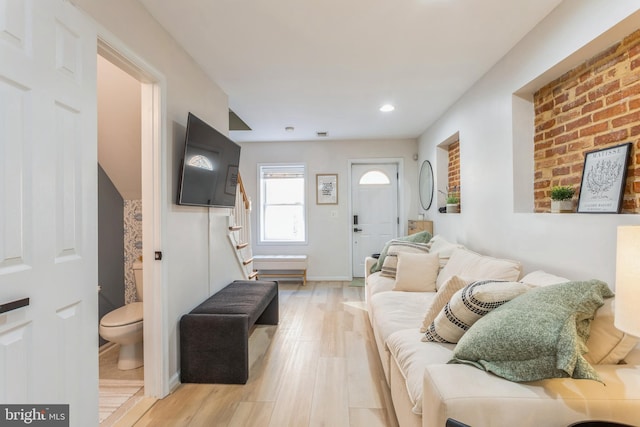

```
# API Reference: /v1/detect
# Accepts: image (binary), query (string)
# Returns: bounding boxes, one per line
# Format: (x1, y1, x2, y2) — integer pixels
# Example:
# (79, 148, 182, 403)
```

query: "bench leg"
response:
(180, 313, 249, 384)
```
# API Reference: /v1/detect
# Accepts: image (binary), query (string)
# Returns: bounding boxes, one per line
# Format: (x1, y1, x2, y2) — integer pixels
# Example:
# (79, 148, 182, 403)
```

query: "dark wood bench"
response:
(179, 280, 278, 384)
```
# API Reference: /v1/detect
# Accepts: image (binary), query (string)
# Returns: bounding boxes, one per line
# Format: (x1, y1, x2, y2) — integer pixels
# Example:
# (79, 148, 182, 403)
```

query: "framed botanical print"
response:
(577, 142, 631, 213)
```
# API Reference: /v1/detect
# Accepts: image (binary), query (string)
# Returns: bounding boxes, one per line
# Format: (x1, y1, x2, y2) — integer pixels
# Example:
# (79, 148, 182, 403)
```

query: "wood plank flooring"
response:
(133, 281, 398, 427)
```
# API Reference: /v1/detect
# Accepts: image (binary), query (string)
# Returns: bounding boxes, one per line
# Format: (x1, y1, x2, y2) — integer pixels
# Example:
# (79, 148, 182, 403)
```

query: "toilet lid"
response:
(101, 302, 143, 327)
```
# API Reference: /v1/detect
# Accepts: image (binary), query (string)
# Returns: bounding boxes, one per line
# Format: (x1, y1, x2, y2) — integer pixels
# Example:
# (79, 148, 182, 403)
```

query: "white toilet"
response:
(99, 260, 144, 370)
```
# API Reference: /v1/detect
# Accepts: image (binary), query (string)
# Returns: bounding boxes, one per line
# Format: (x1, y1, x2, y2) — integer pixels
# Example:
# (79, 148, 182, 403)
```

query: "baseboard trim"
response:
(169, 371, 181, 393)
(306, 275, 352, 281)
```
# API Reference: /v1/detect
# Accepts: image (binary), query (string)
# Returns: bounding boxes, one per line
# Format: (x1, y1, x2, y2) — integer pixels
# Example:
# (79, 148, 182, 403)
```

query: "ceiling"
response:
(139, 0, 563, 143)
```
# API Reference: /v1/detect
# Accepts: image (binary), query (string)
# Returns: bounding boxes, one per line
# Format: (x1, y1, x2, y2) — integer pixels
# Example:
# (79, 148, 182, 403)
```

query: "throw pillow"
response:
(371, 230, 433, 273)
(450, 280, 614, 383)
(584, 298, 639, 365)
(420, 275, 471, 333)
(425, 235, 465, 270)
(380, 241, 430, 278)
(520, 270, 570, 287)
(393, 251, 440, 292)
(435, 248, 522, 290)
(422, 280, 530, 343)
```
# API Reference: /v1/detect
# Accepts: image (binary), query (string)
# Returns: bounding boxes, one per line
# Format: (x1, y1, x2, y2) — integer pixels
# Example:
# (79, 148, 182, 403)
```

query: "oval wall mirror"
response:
(419, 160, 434, 210)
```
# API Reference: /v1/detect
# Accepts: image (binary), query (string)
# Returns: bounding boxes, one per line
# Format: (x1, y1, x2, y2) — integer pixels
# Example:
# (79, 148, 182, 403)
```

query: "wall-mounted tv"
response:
(176, 112, 241, 208)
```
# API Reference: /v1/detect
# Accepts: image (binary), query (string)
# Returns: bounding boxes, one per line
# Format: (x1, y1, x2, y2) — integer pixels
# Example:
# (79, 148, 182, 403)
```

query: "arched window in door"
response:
(359, 170, 390, 185)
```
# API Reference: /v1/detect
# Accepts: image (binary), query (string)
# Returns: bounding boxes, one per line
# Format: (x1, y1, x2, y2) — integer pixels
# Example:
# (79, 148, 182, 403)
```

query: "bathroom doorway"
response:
(96, 37, 166, 423)
(96, 52, 145, 424)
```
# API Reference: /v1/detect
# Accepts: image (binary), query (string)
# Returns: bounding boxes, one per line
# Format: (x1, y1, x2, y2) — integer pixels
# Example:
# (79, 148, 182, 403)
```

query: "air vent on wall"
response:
(229, 109, 251, 131)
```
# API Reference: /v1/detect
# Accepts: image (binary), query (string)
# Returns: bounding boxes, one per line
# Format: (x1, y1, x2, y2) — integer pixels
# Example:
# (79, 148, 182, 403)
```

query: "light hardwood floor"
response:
(132, 281, 398, 427)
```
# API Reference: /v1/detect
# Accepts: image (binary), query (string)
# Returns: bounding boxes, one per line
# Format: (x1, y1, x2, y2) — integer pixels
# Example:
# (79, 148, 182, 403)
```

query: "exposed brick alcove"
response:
(533, 29, 640, 213)
(448, 140, 461, 199)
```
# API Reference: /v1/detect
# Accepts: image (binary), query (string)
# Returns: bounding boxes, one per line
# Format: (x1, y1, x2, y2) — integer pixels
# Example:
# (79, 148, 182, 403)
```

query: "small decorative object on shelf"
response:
(445, 186, 460, 213)
(550, 185, 575, 213)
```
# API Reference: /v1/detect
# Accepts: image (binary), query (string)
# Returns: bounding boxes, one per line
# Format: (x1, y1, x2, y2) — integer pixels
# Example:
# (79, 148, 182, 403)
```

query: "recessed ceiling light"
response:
(380, 104, 395, 112)
(285, 126, 294, 132)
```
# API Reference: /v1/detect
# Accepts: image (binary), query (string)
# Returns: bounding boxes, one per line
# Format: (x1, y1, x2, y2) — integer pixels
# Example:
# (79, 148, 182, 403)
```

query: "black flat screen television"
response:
(176, 112, 241, 208)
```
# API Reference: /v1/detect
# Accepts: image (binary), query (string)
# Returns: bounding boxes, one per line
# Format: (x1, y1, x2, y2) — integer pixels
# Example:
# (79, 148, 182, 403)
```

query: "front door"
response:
(0, 1, 98, 425)
(351, 163, 399, 277)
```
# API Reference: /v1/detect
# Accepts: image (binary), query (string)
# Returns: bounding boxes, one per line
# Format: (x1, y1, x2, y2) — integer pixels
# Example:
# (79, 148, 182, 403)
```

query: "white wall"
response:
(418, 0, 640, 287)
(75, 0, 244, 385)
(239, 138, 419, 279)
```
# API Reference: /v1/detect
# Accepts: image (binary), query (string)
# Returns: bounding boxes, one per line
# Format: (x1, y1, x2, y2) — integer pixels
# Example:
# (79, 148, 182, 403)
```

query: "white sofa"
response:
(365, 236, 640, 427)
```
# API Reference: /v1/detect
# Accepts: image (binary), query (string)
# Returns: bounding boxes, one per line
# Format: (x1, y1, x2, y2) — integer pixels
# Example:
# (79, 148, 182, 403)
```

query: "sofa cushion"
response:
(436, 248, 522, 290)
(371, 230, 433, 273)
(450, 280, 613, 382)
(425, 235, 465, 269)
(585, 298, 639, 365)
(393, 251, 439, 292)
(423, 280, 530, 343)
(370, 291, 437, 345)
(380, 241, 430, 278)
(420, 275, 471, 333)
(386, 329, 455, 415)
(422, 362, 640, 427)
(366, 271, 396, 303)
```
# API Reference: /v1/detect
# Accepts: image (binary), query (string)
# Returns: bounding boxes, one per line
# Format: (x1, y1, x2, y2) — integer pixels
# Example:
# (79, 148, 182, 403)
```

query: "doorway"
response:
(96, 52, 145, 423)
(96, 37, 167, 404)
(350, 162, 400, 277)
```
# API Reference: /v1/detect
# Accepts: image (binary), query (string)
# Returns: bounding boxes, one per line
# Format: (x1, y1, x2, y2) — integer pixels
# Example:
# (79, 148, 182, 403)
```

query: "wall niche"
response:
(533, 29, 640, 214)
(436, 132, 461, 213)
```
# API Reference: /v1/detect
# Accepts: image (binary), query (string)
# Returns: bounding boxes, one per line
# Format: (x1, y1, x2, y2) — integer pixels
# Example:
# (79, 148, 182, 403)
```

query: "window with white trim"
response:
(259, 164, 306, 243)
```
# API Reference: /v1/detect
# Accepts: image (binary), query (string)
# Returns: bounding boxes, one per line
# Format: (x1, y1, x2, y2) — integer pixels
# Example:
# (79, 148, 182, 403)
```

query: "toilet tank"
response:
(133, 260, 143, 301)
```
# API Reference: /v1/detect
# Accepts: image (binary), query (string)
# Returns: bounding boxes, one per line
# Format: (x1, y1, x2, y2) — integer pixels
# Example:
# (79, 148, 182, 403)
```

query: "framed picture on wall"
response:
(577, 142, 631, 213)
(316, 174, 338, 204)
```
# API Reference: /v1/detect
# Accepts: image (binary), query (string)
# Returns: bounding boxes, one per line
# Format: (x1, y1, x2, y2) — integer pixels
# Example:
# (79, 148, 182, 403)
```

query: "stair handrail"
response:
(237, 174, 250, 210)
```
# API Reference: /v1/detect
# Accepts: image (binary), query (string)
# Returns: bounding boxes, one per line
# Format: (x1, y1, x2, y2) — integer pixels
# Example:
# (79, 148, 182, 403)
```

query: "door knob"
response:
(353, 227, 363, 232)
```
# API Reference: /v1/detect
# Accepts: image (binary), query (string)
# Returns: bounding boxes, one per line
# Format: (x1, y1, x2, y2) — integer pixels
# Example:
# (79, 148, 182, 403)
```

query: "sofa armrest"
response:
(365, 257, 377, 280)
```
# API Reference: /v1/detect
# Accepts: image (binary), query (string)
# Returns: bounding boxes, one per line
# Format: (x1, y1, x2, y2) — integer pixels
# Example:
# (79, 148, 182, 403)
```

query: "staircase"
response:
(228, 174, 257, 280)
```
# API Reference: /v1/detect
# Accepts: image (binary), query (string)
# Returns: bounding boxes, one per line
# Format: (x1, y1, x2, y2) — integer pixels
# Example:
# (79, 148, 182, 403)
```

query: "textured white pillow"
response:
(585, 298, 639, 364)
(423, 280, 531, 343)
(393, 251, 440, 292)
(425, 235, 465, 269)
(420, 275, 471, 333)
(435, 248, 522, 290)
(520, 270, 570, 287)
(380, 241, 430, 278)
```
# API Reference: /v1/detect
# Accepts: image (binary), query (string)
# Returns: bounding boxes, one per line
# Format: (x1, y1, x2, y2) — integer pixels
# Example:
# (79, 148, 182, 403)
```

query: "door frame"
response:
(348, 158, 405, 279)
(96, 33, 169, 398)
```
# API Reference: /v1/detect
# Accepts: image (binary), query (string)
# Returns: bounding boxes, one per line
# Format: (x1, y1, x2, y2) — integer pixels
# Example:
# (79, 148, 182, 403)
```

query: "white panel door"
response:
(0, 0, 98, 425)
(351, 164, 399, 277)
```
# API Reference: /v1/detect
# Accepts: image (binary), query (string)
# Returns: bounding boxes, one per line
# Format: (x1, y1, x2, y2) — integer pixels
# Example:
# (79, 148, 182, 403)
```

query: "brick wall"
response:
(448, 139, 461, 203)
(533, 29, 640, 213)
